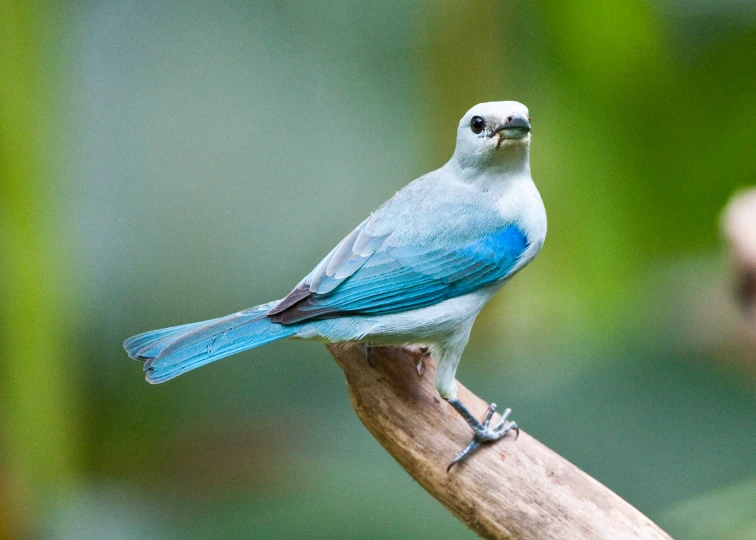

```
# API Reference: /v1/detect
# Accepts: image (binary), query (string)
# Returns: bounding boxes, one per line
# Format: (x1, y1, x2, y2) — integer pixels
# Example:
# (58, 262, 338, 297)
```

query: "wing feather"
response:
(268, 176, 531, 324)
(269, 223, 528, 324)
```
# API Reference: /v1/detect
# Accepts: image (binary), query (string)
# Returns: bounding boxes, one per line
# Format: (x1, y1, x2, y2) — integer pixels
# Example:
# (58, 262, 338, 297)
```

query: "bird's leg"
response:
(432, 342, 517, 470)
(364, 343, 376, 368)
(415, 346, 430, 376)
(446, 398, 519, 472)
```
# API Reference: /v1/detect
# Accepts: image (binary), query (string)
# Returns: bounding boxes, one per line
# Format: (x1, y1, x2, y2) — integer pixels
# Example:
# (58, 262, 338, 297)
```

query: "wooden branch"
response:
(328, 343, 672, 540)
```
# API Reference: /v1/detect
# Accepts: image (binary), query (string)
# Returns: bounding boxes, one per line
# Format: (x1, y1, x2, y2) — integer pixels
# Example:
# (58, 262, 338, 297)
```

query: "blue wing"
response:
(268, 221, 529, 324)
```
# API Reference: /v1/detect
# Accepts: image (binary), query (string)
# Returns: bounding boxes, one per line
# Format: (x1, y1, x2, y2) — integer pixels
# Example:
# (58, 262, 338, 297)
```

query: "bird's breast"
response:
(496, 178, 546, 240)
(490, 176, 546, 275)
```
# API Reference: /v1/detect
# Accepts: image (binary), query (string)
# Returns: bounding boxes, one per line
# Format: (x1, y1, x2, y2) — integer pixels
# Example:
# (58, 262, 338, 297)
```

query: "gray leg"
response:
(364, 343, 376, 368)
(427, 333, 515, 471)
(416, 346, 430, 376)
(446, 398, 519, 472)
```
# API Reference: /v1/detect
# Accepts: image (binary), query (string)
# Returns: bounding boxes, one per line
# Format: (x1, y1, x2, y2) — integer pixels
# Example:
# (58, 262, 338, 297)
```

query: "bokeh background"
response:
(2, 1, 756, 538)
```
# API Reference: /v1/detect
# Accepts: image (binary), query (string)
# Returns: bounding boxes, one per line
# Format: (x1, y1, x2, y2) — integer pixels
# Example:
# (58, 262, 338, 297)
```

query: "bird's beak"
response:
(493, 115, 531, 140)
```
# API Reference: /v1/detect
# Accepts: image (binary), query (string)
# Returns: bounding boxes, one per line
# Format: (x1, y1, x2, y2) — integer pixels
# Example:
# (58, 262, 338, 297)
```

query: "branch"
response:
(328, 343, 672, 540)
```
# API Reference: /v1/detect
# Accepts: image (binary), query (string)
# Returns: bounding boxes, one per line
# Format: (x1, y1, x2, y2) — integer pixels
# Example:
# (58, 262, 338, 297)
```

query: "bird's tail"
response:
(123, 301, 296, 383)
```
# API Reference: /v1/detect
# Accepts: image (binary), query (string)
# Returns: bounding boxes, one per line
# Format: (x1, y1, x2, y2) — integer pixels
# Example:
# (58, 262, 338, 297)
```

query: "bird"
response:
(124, 101, 547, 470)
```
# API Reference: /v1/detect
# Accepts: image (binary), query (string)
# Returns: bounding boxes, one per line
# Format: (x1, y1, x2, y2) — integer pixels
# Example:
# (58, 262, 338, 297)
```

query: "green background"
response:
(2, 1, 755, 538)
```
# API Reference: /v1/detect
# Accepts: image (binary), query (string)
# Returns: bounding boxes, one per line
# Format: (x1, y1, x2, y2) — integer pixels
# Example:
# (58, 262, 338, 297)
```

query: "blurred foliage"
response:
(663, 477, 756, 540)
(1, 1, 755, 538)
(0, 2, 79, 537)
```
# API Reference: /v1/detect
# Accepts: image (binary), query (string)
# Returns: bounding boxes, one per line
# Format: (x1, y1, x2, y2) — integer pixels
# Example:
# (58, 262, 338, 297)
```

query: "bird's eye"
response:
(470, 115, 485, 134)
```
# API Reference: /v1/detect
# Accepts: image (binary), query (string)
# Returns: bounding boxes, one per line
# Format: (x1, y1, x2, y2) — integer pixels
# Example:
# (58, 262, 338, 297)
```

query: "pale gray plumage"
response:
(124, 101, 547, 468)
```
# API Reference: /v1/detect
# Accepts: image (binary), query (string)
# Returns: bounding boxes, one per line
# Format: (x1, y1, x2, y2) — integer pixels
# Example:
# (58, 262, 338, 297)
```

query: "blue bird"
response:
(124, 101, 547, 468)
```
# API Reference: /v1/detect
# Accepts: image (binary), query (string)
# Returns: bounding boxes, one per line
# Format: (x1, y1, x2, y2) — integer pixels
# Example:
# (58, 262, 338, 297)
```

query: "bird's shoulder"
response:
(365, 171, 506, 246)
(267, 172, 538, 323)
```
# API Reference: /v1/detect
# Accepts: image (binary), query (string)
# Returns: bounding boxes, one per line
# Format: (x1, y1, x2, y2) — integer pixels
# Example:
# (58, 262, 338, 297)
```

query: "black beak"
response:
(493, 115, 531, 137)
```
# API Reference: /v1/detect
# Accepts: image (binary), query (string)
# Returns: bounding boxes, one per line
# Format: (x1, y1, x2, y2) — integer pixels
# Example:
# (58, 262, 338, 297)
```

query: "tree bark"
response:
(328, 342, 673, 540)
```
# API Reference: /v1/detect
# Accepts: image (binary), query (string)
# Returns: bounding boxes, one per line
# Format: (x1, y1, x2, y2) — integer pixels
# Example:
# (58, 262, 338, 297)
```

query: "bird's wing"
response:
(268, 178, 530, 324)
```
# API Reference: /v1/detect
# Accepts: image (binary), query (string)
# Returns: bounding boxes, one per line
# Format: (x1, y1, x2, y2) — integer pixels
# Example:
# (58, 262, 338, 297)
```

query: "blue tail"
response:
(123, 302, 296, 383)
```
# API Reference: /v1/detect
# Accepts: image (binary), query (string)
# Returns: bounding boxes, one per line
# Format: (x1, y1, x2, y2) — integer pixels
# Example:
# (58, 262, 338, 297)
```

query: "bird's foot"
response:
(364, 343, 376, 368)
(446, 400, 518, 472)
(411, 346, 430, 376)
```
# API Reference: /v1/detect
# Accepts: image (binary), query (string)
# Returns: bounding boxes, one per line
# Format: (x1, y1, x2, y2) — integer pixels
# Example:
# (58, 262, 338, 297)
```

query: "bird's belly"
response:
(300, 288, 495, 345)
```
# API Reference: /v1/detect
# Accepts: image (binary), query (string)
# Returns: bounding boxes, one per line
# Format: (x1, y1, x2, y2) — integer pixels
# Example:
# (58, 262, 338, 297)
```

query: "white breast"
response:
(495, 173, 547, 272)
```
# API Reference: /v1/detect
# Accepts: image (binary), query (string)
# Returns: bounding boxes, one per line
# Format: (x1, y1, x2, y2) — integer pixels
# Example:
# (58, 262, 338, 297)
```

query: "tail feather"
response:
(123, 301, 296, 384)
(124, 320, 216, 360)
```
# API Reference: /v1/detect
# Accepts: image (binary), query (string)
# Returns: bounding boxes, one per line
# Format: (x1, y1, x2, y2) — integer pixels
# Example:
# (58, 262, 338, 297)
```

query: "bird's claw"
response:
(447, 403, 518, 472)
(365, 344, 376, 368)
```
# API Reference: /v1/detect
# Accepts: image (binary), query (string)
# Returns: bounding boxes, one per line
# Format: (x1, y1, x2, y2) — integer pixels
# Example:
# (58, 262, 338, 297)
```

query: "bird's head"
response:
(452, 101, 531, 171)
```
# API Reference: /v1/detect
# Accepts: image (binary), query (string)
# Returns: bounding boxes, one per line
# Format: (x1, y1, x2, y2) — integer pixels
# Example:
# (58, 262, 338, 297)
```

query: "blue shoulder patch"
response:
(449, 224, 529, 295)
(269, 223, 530, 324)
(462, 224, 528, 265)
